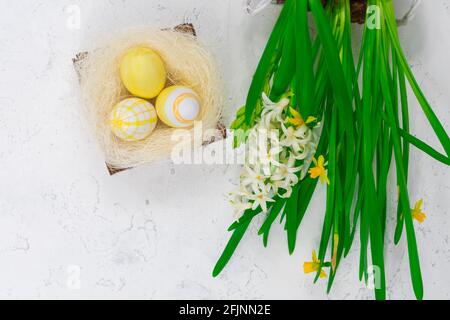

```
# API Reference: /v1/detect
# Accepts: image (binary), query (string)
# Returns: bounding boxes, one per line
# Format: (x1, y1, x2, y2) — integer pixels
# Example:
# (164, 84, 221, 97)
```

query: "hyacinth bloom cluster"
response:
(231, 94, 319, 218)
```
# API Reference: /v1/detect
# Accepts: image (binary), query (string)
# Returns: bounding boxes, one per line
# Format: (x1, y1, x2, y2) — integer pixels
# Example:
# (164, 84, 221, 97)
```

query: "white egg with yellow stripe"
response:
(156, 86, 201, 128)
(110, 98, 158, 142)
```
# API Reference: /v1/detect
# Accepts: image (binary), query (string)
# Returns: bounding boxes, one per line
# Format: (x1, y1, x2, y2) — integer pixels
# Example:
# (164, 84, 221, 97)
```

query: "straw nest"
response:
(76, 27, 223, 170)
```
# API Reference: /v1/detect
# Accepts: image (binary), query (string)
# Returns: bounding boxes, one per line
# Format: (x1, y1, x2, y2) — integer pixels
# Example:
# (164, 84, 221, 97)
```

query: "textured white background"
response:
(0, 0, 449, 300)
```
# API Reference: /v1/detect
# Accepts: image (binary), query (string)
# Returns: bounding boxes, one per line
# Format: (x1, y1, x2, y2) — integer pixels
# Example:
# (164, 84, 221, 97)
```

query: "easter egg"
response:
(120, 47, 167, 99)
(156, 86, 201, 128)
(110, 98, 158, 142)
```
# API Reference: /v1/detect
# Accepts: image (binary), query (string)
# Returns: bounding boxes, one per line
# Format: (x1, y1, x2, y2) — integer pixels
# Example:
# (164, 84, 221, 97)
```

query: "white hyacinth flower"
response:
(262, 93, 289, 113)
(280, 124, 304, 152)
(241, 165, 267, 194)
(230, 197, 252, 217)
(229, 185, 252, 199)
(247, 186, 275, 212)
(259, 145, 282, 168)
(231, 93, 318, 218)
(271, 162, 302, 187)
(261, 93, 289, 124)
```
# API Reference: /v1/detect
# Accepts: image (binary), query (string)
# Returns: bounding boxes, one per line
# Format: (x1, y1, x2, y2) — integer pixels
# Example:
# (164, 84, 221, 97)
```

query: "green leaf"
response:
(270, 13, 296, 101)
(295, 0, 315, 118)
(285, 184, 300, 254)
(383, 0, 450, 159)
(398, 129, 450, 166)
(258, 198, 286, 247)
(213, 210, 255, 277)
(244, 0, 293, 124)
(377, 7, 424, 298)
(228, 208, 262, 232)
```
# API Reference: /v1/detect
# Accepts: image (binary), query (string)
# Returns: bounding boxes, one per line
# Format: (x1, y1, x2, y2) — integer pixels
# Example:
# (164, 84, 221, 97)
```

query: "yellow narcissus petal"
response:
(308, 156, 330, 185)
(306, 116, 317, 124)
(322, 174, 331, 186)
(287, 107, 305, 128)
(303, 262, 327, 278)
(318, 155, 325, 167)
(414, 199, 424, 211)
(304, 250, 328, 279)
(309, 167, 322, 179)
(413, 212, 427, 223)
(303, 262, 316, 274)
(312, 250, 319, 263)
(289, 107, 301, 119)
(412, 199, 427, 223)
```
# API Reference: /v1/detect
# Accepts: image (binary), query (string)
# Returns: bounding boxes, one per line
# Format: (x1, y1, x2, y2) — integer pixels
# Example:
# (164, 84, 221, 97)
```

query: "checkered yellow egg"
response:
(120, 47, 166, 99)
(156, 86, 201, 128)
(110, 98, 158, 142)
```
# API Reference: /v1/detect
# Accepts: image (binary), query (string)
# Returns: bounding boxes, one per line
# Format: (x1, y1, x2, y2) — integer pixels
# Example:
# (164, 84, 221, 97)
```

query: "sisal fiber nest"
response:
(75, 26, 224, 171)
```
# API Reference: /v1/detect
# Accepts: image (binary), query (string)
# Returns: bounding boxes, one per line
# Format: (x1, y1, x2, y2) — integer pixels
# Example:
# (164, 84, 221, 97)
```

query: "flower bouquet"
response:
(214, 0, 450, 300)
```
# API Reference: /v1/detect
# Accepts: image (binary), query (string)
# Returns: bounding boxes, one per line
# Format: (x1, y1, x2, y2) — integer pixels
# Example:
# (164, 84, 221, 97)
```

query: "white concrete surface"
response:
(0, 0, 449, 300)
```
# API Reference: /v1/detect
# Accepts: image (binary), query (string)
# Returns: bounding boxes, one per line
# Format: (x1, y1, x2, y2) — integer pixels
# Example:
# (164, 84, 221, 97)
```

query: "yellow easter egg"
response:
(110, 98, 158, 142)
(156, 86, 201, 128)
(120, 47, 167, 99)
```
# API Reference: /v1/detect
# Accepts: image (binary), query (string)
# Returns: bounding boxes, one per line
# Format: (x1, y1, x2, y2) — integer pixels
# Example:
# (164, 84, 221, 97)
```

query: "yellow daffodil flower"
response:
(287, 108, 317, 129)
(412, 199, 426, 223)
(304, 250, 327, 278)
(306, 116, 317, 124)
(308, 155, 330, 185)
(287, 108, 304, 128)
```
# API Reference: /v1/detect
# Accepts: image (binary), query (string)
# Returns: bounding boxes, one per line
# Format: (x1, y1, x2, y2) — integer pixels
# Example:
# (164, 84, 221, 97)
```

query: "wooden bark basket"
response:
(74, 24, 226, 175)
(275, 0, 367, 24)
